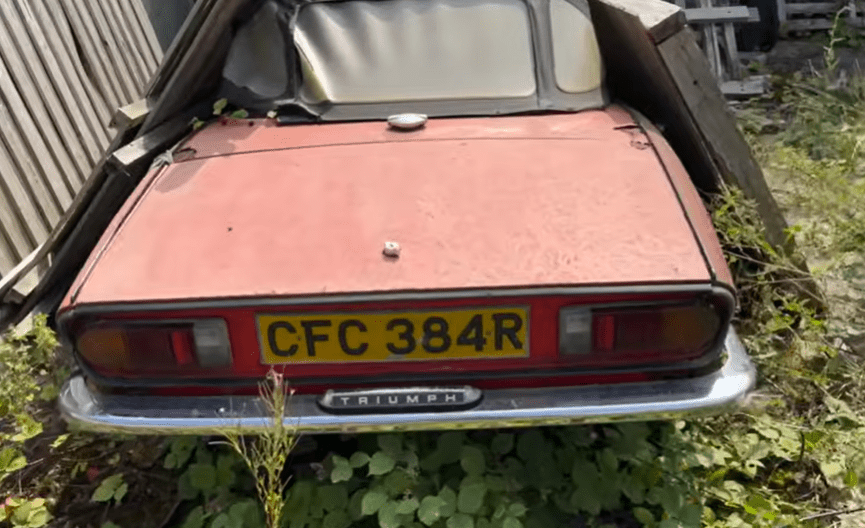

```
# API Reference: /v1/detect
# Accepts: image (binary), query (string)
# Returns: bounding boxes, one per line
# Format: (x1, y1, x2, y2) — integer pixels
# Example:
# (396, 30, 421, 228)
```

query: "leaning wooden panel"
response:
(9, 1, 104, 169)
(40, 0, 113, 130)
(62, 0, 128, 107)
(116, 0, 160, 74)
(0, 5, 87, 192)
(26, 0, 110, 149)
(102, 0, 151, 92)
(81, 0, 142, 98)
(127, 0, 165, 67)
(0, 53, 72, 216)
(0, 127, 50, 249)
(656, 30, 792, 251)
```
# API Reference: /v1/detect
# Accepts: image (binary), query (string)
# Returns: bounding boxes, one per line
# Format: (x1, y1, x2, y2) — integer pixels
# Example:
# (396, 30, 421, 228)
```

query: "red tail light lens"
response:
(560, 298, 723, 367)
(75, 320, 232, 376)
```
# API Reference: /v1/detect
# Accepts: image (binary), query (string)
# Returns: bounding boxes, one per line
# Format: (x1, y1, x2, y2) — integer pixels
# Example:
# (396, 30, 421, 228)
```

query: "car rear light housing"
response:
(558, 296, 727, 367)
(75, 319, 232, 376)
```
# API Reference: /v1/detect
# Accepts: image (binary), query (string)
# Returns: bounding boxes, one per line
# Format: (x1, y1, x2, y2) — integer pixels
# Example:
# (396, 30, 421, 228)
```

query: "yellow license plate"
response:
(257, 307, 529, 364)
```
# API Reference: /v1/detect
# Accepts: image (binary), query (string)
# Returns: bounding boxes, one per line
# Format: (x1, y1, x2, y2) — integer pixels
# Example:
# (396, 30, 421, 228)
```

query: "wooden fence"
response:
(0, 0, 162, 288)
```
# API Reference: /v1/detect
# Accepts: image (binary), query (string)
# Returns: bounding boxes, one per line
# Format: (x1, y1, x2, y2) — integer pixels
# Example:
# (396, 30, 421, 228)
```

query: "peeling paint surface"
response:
(71, 109, 710, 305)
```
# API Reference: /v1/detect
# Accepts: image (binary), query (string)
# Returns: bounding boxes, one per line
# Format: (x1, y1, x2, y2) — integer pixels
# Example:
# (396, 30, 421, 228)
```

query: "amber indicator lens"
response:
(76, 320, 232, 375)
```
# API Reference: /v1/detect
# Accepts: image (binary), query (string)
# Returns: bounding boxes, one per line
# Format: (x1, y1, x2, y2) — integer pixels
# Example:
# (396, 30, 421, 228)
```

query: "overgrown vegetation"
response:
(4, 22, 865, 528)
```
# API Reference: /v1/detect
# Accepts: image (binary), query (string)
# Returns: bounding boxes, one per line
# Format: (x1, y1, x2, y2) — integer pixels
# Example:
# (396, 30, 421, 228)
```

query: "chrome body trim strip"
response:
(59, 329, 755, 434)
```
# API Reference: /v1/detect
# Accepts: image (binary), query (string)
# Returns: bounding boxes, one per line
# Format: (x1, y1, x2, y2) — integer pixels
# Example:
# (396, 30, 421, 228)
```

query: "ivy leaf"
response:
(323, 510, 351, 528)
(820, 460, 844, 480)
(395, 498, 419, 515)
(92, 474, 125, 503)
(350, 452, 371, 468)
(446, 513, 474, 528)
(181, 506, 205, 528)
(378, 501, 402, 528)
(503, 517, 522, 528)
(457, 482, 487, 514)
(378, 435, 403, 456)
(632, 507, 654, 525)
(678, 504, 703, 527)
(844, 469, 859, 488)
(418, 496, 447, 526)
(113, 482, 128, 503)
(230, 109, 249, 119)
(508, 504, 527, 517)
(213, 98, 228, 115)
(439, 486, 458, 517)
(187, 463, 217, 492)
(491, 433, 514, 456)
(369, 452, 396, 476)
(460, 446, 486, 476)
(0, 447, 27, 473)
(362, 490, 388, 516)
(331, 455, 353, 483)
(319, 485, 349, 512)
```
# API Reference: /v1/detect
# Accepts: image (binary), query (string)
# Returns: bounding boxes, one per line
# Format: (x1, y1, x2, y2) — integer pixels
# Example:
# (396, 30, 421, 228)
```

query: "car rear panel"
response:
(65, 107, 711, 307)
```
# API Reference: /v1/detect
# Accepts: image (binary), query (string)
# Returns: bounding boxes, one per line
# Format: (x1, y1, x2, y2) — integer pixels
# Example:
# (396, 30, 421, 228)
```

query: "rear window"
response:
(549, 0, 603, 93)
(294, 0, 537, 103)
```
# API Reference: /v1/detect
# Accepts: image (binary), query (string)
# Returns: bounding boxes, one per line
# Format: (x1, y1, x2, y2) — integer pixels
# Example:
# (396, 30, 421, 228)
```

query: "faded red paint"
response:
(639, 118, 735, 289)
(66, 107, 711, 307)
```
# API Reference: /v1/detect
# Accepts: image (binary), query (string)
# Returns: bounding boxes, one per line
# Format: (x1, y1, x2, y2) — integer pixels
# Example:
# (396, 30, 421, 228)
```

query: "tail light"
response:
(558, 297, 725, 367)
(75, 319, 231, 376)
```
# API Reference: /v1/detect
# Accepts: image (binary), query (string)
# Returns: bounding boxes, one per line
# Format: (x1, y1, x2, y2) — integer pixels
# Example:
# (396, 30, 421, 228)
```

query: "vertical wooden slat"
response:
(80, 0, 142, 99)
(26, 0, 111, 149)
(0, 4, 89, 190)
(0, 29, 76, 210)
(102, 0, 151, 92)
(40, 0, 111, 131)
(8, 1, 104, 172)
(0, 129, 51, 247)
(0, 84, 62, 229)
(111, 0, 159, 79)
(60, 0, 127, 109)
(128, 0, 165, 66)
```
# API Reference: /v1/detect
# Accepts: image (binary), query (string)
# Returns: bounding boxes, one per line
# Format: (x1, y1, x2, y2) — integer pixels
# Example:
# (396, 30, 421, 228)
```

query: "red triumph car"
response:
(57, 0, 755, 433)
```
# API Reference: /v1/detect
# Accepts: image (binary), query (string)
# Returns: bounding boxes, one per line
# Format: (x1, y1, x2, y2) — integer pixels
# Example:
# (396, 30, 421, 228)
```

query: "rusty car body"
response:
(57, 0, 755, 433)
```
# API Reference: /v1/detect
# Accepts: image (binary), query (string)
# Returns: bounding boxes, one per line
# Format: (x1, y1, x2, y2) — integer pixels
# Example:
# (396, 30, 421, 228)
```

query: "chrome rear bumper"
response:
(59, 329, 755, 434)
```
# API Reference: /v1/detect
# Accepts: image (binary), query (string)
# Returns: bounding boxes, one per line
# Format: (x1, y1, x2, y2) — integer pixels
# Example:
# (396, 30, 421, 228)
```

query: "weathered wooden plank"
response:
(81, 0, 142, 98)
(0, 115, 193, 326)
(587, 0, 686, 42)
(128, 0, 165, 66)
(0, 81, 63, 228)
(27, 0, 111, 149)
(103, 0, 152, 92)
(0, 3, 92, 189)
(9, 1, 103, 171)
(110, 98, 151, 130)
(118, 0, 160, 74)
(657, 30, 792, 251)
(785, 2, 844, 14)
(0, 162, 36, 262)
(0, 129, 51, 248)
(588, 0, 720, 192)
(0, 232, 18, 279)
(57, 0, 124, 114)
(685, 6, 752, 23)
(142, 0, 259, 132)
(722, 77, 767, 98)
(0, 33, 76, 212)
